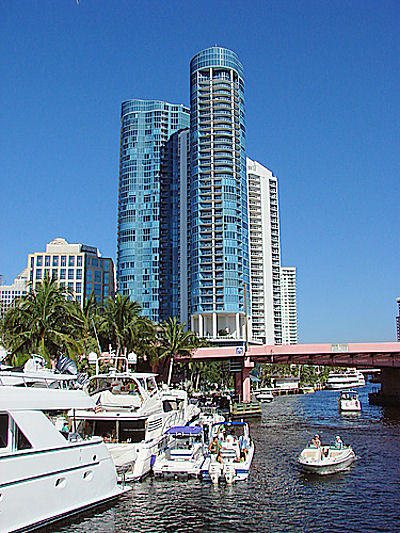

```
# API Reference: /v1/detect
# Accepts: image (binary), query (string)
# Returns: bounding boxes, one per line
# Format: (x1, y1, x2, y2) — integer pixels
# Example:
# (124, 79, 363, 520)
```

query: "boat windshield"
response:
(78, 418, 146, 443)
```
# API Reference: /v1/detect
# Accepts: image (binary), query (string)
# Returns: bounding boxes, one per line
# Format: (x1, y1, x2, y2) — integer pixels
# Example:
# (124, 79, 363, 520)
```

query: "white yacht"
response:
(325, 370, 365, 390)
(73, 354, 199, 482)
(0, 386, 129, 533)
(338, 390, 361, 412)
(201, 421, 254, 484)
(153, 425, 206, 478)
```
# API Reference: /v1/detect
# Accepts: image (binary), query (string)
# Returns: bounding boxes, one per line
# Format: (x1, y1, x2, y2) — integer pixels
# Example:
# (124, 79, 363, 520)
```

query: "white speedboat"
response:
(326, 370, 365, 390)
(0, 386, 129, 533)
(298, 443, 356, 475)
(201, 421, 254, 484)
(254, 388, 274, 403)
(153, 425, 206, 478)
(74, 354, 199, 482)
(338, 390, 361, 412)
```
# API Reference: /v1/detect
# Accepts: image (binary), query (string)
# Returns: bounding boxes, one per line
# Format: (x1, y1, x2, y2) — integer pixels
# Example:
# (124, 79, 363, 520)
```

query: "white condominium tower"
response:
(281, 267, 298, 344)
(247, 158, 282, 344)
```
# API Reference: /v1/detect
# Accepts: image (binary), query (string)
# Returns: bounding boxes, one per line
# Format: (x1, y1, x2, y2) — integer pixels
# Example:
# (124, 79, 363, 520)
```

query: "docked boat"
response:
(0, 386, 129, 533)
(153, 425, 206, 478)
(325, 370, 365, 390)
(0, 354, 83, 389)
(73, 354, 199, 482)
(201, 421, 254, 484)
(254, 388, 274, 403)
(338, 390, 361, 412)
(298, 441, 356, 475)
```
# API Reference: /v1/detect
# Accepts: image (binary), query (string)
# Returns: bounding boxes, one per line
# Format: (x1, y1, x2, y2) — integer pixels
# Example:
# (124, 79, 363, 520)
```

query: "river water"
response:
(53, 383, 400, 532)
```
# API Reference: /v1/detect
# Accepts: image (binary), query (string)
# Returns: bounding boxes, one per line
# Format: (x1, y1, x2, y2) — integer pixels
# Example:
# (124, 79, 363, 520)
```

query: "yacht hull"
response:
(1, 441, 129, 533)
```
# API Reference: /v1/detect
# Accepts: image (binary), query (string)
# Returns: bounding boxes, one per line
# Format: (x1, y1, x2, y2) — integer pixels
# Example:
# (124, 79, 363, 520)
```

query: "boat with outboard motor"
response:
(201, 421, 254, 484)
(298, 438, 356, 475)
(0, 386, 130, 533)
(73, 353, 199, 482)
(338, 390, 361, 412)
(153, 425, 206, 478)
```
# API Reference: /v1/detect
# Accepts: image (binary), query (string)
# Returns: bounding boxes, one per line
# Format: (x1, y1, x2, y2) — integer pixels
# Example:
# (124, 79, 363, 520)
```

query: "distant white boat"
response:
(338, 390, 361, 412)
(326, 370, 365, 390)
(254, 388, 274, 403)
(0, 386, 129, 533)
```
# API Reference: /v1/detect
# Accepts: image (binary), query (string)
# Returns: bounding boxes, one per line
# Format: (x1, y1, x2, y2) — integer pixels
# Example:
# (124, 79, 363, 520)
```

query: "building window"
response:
(45, 256, 50, 267)
(52, 269, 58, 279)
(76, 269, 82, 280)
(36, 256, 43, 267)
(77, 256, 82, 267)
(61, 256, 66, 267)
(60, 269, 66, 280)
(94, 271, 101, 283)
(68, 256, 75, 267)
(52, 256, 59, 267)
(87, 270, 93, 282)
(30, 257, 34, 268)
(76, 282, 82, 293)
(35, 269, 42, 280)
(68, 269, 74, 280)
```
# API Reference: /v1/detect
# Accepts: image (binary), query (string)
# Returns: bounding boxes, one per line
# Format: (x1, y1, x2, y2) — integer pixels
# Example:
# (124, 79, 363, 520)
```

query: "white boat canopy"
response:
(0, 386, 96, 411)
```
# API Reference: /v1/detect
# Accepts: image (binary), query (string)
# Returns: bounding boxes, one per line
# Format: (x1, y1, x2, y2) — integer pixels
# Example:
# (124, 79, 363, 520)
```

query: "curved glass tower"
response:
(117, 99, 189, 322)
(189, 47, 250, 340)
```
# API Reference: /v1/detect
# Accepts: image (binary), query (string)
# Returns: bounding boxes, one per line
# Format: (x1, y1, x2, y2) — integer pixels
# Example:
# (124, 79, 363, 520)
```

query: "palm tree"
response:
(98, 294, 143, 358)
(157, 317, 197, 386)
(1, 276, 79, 363)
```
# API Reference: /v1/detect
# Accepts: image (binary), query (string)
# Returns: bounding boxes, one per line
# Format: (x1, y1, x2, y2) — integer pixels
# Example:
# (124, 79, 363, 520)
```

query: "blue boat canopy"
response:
(166, 426, 202, 436)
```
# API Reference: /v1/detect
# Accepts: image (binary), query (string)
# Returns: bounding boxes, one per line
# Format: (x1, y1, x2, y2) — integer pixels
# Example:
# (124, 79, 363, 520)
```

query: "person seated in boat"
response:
(310, 434, 321, 448)
(333, 435, 343, 449)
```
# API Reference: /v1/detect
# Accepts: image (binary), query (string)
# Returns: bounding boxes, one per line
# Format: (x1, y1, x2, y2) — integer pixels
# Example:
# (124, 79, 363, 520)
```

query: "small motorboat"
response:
(201, 421, 254, 484)
(153, 425, 206, 478)
(298, 440, 356, 475)
(338, 390, 361, 412)
(254, 388, 274, 403)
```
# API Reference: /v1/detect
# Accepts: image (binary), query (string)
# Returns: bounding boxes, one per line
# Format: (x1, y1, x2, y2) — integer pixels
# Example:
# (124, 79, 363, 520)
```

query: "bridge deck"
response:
(190, 342, 400, 368)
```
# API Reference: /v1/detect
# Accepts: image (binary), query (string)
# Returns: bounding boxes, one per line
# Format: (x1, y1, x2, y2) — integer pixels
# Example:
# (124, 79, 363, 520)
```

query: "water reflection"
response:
(52, 383, 400, 533)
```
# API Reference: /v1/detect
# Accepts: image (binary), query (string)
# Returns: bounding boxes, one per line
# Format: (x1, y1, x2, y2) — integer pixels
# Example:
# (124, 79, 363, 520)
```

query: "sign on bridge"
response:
(331, 343, 349, 353)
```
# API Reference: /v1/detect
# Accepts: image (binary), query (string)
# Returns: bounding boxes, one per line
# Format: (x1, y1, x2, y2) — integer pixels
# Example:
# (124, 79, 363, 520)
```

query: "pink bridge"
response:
(183, 342, 400, 403)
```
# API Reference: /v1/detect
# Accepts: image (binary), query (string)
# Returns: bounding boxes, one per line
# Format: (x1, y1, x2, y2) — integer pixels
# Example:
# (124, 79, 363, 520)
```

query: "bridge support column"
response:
(378, 368, 400, 405)
(234, 357, 253, 403)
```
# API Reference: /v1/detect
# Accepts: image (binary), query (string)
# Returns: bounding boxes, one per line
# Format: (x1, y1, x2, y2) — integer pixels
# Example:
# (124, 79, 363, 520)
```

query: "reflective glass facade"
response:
(159, 129, 190, 323)
(189, 47, 250, 338)
(117, 99, 189, 322)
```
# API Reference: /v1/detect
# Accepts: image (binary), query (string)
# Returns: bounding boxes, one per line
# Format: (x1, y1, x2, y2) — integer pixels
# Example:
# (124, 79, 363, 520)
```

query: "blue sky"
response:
(1, 0, 399, 342)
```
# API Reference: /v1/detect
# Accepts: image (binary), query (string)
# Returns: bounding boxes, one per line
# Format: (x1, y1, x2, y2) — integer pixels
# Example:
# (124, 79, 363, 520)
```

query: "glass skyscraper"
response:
(117, 99, 189, 322)
(189, 47, 250, 340)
